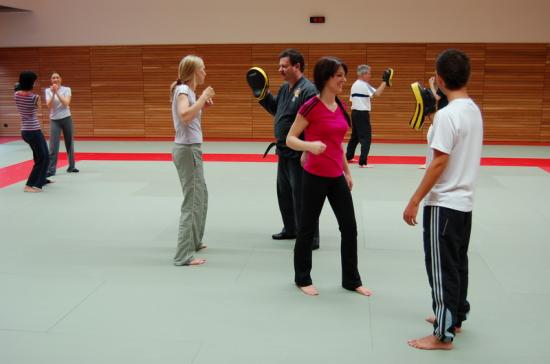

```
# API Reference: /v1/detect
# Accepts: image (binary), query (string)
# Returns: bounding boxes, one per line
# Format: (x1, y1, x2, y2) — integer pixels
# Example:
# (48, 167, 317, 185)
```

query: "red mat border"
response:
(1, 152, 549, 189)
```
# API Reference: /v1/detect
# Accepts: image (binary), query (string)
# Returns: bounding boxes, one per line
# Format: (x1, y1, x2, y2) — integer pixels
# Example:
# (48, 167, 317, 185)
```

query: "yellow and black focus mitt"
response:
(246, 67, 269, 101)
(409, 82, 436, 130)
(382, 68, 394, 87)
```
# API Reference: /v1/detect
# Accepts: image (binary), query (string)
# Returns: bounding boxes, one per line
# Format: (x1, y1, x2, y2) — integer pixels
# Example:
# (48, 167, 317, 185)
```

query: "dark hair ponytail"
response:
(335, 96, 351, 126)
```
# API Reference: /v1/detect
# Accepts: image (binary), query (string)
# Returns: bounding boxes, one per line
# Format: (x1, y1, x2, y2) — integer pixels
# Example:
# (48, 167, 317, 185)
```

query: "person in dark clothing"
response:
(258, 49, 320, 249)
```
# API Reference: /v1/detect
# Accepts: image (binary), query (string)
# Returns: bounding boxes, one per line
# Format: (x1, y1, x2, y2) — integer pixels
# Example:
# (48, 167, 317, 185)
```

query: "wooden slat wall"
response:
(542, 45, 550, 141)
(483, 44, 546, 141)
(1, 43, 550, 143)
(196, 45, 253, 138)
(91, 46, 145, 136)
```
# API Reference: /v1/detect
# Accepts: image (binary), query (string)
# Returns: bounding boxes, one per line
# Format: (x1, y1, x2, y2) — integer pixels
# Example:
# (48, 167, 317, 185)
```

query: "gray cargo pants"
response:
(172, 143, 208, 265)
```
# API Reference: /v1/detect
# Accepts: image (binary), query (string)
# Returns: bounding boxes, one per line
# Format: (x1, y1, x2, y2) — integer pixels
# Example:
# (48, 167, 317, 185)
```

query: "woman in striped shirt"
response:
(14, 71, 50, 192)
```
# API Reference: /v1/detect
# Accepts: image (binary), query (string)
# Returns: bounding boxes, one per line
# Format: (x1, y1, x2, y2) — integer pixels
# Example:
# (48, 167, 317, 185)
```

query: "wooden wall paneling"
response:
(366, 44, 427, 141)
(2, 43, 550, 142)
(38, 47, 94, 137)
(90, 46, 145, 136)
(195, 45, 253, 139)
(483, 44, 546, 141)
(250, 44, 309, 139)
(308, 43, 367, 140)
(542, 45, 550, 142)
(142, 45, 196, 138)
(0, 48, 41, 136)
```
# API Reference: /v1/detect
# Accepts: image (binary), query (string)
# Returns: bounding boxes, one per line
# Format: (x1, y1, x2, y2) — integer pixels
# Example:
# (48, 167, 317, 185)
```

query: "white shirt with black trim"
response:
(349, 79, 376, 111)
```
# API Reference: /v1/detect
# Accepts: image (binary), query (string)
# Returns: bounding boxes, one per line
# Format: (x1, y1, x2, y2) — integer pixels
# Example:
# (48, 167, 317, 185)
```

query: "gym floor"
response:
(1, 139, 549, 364)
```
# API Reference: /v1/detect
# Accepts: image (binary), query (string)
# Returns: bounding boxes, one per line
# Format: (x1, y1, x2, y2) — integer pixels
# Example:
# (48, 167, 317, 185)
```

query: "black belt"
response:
(263, 142, 277, 158)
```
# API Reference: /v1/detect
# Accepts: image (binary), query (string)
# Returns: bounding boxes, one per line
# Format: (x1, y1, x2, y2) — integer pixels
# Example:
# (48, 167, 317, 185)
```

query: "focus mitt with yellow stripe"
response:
(409, 82, 436, 130)
(246, 67, 269, 101)
(382, 68, 394, 87)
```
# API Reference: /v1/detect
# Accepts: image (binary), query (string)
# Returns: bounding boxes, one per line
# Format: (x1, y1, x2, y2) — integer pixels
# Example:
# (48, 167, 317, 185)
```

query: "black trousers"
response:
(423, 206, 472, 343)
(294, 171, 361, 290)
(345, 110, 371, 166)
(276, 155, 319, 246)
(21, 130, 50, 188)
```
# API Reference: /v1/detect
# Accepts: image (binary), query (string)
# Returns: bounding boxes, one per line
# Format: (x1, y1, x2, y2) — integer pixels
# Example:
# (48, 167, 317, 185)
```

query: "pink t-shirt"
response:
(298, 96, 349, 177)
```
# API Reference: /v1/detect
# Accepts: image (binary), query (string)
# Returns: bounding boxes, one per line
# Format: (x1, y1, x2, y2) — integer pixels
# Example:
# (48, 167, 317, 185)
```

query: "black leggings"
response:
(21, 130, 49, 188)
(294, 170, 362, 290)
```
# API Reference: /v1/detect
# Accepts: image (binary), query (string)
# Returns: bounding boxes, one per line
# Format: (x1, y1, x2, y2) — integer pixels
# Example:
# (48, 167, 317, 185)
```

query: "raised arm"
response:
(429, 76, 442, 102)
(373, 81, 387, 97)
(177, 86, 215, 125)
(55, 90, 71, 107)
(258, 91, 278, 115)
(46, 85, 71, 108)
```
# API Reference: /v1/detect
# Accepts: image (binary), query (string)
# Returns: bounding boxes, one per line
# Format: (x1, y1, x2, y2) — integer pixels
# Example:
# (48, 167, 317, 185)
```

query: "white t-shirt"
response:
(425, 98, 483, 212)
(349, 79, 376, 111)
(172, 84, 203, 144)
(45, 85, 71, 120)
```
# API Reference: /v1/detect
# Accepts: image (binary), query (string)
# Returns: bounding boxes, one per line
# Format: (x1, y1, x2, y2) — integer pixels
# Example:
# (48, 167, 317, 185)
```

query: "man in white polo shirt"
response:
(345, 65, 387, 168)
(403, 49, 483, 350)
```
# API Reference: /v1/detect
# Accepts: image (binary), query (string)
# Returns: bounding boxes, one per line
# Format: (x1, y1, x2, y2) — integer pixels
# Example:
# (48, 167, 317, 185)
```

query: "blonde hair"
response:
(169, 55, 204, 99)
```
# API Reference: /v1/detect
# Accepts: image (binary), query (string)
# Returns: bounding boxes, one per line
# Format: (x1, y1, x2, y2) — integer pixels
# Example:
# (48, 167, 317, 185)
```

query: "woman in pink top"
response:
(287, 57, 372, 297)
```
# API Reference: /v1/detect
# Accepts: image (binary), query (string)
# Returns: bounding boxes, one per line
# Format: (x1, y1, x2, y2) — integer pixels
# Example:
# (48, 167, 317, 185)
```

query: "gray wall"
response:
(1, 0, 550, 46)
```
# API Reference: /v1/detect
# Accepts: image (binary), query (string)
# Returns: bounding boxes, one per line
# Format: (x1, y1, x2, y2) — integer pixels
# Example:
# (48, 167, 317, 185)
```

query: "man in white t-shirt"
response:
(403, 49, 483, 350)
(345, 65, 387, 167)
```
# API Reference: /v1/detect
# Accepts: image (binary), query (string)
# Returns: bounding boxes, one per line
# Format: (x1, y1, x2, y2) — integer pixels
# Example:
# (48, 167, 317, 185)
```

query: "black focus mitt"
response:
(246, 67, 269, 101)
(409, 82, 436, 130)
(382, 68, 394, 87)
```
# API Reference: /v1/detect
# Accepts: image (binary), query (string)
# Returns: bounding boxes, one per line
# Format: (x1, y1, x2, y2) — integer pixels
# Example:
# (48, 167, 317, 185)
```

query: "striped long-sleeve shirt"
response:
(14, 91, 41, 131)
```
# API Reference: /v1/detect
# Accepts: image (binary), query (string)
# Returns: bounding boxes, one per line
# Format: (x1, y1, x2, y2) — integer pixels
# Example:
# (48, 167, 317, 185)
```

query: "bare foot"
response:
(359, 164, 374, 168)
(24, 186, 42, 193)
(425, 316, 462, 333)
(418, 164, 426, 169)
(407, 335, 453, 350)
(298, 285, 319, 296)
(187, 258, 206, 266)
(355, 286, 373, 296)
